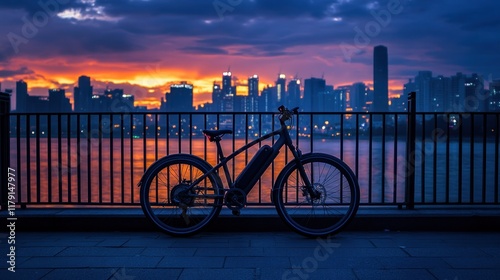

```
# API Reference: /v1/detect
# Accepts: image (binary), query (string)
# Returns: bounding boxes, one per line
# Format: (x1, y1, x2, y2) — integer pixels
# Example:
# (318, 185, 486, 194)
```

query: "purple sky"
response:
(1, 0, 499, 108)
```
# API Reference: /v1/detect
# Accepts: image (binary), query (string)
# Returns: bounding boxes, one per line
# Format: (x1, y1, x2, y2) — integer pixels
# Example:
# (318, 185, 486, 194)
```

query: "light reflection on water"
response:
(10, 137, 499, 205)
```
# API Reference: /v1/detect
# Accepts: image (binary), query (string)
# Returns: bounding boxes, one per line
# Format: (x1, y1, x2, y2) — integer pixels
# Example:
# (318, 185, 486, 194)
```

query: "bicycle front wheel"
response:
(140, 154, 223, 236)
(273, 153, 360, 237)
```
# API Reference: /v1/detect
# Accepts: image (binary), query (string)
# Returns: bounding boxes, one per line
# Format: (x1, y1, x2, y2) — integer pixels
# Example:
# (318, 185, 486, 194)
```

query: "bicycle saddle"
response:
(202, 129, 233, 141)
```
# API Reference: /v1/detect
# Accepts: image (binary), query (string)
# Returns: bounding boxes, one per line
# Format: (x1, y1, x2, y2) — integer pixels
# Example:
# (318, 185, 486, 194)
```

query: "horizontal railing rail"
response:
(0, 102, 499, 209)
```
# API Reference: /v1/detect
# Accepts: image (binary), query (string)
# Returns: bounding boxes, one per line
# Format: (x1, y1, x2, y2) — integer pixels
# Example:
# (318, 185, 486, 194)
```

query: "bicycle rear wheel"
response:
(273, 153, 360, 237)
(140, 154, 223, 236)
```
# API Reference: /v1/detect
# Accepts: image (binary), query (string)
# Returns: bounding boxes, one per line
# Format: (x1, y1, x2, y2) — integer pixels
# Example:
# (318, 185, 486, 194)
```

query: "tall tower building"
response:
(414, 71, 433, 112)
(248, 74, 259, 112)
(221, 71, 234, 112)
(373, 45, 389, 112)
(16, 80, 28, 112)
(287, 78, 301, 108)
(73, 75, 93, 112)
(276, 74, 286, 107)
(165, 81, 193, 112)
(304, 77, 326, 112)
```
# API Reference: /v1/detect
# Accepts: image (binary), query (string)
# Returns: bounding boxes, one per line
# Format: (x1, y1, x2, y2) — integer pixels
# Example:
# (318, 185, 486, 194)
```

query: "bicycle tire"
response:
(140, 154, 223, 236)
(273, 153, 360, 237)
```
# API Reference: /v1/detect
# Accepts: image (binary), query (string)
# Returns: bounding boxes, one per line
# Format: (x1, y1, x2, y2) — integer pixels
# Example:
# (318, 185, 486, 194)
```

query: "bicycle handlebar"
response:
(278, 105, 299, 123)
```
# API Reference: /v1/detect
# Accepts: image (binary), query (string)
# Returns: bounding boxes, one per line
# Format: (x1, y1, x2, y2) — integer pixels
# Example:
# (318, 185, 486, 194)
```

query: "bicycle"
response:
(139, 106, 360, 237)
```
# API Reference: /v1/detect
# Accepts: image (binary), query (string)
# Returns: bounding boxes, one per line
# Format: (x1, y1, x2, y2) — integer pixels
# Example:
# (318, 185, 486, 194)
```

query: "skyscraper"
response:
(304, 77, 326, 112)
(74, 75, 93, 112)
(287, 78, 301, 108)
(15, 80, 28, 112)
(165, 81, 193, 112)
(221, 71, 234, 112)
(373, 45, 388, 112)
(276, 74, 286, 107)
(248, 74, 259, 112)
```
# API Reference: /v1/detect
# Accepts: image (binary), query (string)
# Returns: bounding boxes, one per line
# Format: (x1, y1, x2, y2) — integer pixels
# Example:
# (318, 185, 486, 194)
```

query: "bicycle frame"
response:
(190, 117, 315, 199)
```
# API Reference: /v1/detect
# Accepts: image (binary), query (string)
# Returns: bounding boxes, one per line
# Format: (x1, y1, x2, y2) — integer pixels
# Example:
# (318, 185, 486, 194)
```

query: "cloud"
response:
(0, 66, 34, 78)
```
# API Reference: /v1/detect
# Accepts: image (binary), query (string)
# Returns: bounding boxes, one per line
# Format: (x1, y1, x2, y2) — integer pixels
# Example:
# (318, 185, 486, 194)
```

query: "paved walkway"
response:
(1, 230, 499, 280)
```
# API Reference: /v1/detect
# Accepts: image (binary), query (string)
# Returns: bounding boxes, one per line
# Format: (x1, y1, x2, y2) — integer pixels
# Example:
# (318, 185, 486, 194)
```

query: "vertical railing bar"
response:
(26, 115, 31, 203)
(405, 92, 416, 209)
(470, 114, 474, 203)
(110, 114, 114, 204)
(178, 113, 181, 154)
(482, 114, 487, 203)
(16, 115, 22, 204)
(143, 113, 147, 174)
(166, 113, 170, 156)
(67, 114, 72, 203)
(120, 113, 125, 204)
(421, 114, 426, 204)
(433, 113, 437, 203)
(87, 114, 92, 203)
(458, 114, 463, 203)
(77, 114, 81, 203)
(381, 113, 386, 204)
(368, 113, 373, 204)
(47, 114, 52, 203)
(340, 113, 344, 162)
(393, 113, 398, 204)
(36, 114, 41, 203)
(154, 113, 158, 162)
(189, 113, 193, 157)
(130, 113, 134, 203)
(58, 114, 63, 203)
(98, 113, 103, 204)
(446, 113, 450, 203)
(355, 114, 360, 177)
(495, 113, 499, 204)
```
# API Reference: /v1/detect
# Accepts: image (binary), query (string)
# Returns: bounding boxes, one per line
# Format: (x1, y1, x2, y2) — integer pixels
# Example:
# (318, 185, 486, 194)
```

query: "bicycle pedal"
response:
(232, 210, 240, 216)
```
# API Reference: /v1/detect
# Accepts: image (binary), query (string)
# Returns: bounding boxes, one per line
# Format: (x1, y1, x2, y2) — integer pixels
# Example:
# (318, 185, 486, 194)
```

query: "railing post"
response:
(405, 92, 416, 209)
(0, 91, 11, 210)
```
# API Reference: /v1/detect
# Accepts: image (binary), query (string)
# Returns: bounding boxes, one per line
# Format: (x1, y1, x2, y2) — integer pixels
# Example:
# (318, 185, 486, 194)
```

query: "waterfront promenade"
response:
(1, 230, 499, 280)
(1, 206, 500, 279)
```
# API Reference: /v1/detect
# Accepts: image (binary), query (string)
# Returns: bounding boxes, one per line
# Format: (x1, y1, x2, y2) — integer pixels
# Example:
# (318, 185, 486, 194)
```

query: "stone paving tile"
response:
(224, 256, 291, 268)
(377, 257, 452, 269)
(290, 256, 383, 269)
(195, 247, 264, 257)
(41, 268, 118, 280)
(156, 256, 225, 268)
(56, 246, 145, 257)
(260, 268, 357, 280)
(403, 247, 491, 257)
(481, 247, 500, 257)
(429, 268, 500, 280)
(353, 268, 436, 280)
(21, 256, 162, 269)
(95, 238, 130, 247)
(141, 247, 197, 257)
(0, 269, 51, 280)
(17, 246, 67, 257)
(178, 268, 256, 280)
(443, 257, 500, 269)
(111, 268, 182, 280)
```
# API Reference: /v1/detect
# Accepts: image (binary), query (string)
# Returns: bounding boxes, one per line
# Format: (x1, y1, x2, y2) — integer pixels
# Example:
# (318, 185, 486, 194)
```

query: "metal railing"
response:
(1, 93, 499, 209)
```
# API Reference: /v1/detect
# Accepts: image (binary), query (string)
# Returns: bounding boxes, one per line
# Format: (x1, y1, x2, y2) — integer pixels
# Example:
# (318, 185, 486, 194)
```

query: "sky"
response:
(0, 0, 499, 109)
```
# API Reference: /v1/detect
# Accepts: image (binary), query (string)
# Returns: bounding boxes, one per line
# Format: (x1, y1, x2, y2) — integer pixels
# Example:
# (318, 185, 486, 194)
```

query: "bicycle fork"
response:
(290, 146, 321, 200)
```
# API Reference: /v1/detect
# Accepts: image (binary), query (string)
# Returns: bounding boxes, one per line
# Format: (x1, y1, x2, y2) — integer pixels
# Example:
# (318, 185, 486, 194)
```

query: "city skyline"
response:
(0, 0, 499, 110)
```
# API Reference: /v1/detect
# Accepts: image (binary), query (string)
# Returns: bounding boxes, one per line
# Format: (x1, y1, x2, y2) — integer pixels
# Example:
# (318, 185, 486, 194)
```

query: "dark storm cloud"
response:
(0, 66, 34, 78)
(0, 0, 499, 81)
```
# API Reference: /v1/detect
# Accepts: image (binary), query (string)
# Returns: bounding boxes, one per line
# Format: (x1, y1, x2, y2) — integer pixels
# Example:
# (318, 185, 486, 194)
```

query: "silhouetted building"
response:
(450, 72, 466, 111)
(489, 80, 500, 112)
(275, 74, 286, 107)
(15, 80, 28, 112)
(414, 71, 433, 112)
(248, 75, 259, 112)
(431, 75, 451, 112)
(350, 82, 368, 112)
(221, 71, 234, 112)
(164, 81, 193, 112)
(373, 45, 389, 112)
(331, 85, 347, 112)
(304, 77, 326, 112)
(211, 82, 223, 112)
(48, 89, 71, 112)
(74, 75, 93, 112)
(287, 78, 301, 108)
